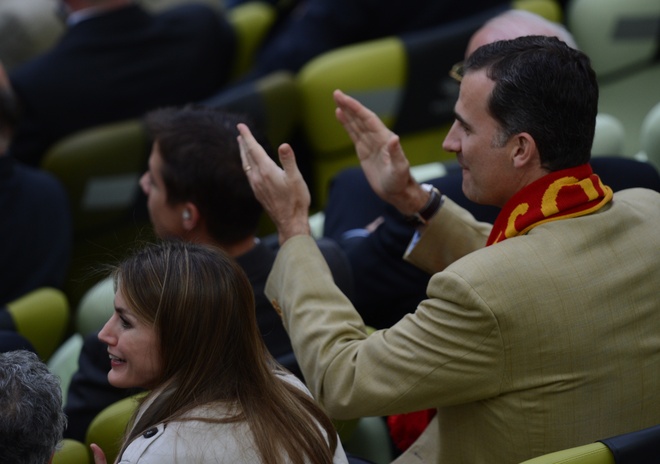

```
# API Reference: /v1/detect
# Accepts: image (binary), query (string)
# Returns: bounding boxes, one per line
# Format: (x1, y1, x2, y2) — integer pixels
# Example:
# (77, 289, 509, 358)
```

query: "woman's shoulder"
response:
(275, 369, 311, 393)
(119, 405, 257, 463)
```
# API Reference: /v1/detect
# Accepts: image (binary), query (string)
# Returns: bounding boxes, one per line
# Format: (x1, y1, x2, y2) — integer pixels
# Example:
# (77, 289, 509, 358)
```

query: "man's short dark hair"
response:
(465, 35, 599, 171)
(0, 350, 66, 464)
(145, 105, 267, 245)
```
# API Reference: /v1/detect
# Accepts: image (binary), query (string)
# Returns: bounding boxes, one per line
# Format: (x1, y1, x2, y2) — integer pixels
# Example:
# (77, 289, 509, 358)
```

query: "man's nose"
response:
(442, 121, 461, 154)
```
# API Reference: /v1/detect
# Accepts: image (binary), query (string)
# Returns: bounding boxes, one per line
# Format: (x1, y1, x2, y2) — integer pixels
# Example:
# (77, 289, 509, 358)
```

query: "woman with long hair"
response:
(90, 240, 347, 464)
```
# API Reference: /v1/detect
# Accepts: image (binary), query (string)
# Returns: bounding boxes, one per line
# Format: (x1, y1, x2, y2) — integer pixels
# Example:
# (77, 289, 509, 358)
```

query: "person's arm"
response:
(236, 90, 436, 243)
(236, 95, 501, 419)
(265, 236, 503, 418)
(333, 90, 432, 219)
(334, 89, 491, 272)
(404, 197, 491, 275)
(237, 124, 311, 244)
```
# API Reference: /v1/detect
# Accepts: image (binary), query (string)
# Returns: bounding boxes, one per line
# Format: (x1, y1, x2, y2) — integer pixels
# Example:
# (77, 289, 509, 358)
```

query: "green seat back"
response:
(52, 438, 91, 464)
(47, 333, 84, 400)
(518, 442, 615, 464)
(41, 119, 149, 237)
(567, 0, 660, 155)
(208, 70, 301, 149)
(640, 102, 660, 170)
(227, 1, 277, 80)
(86, 394, 144, 464)
(40, 119, 153, 307)
(75, 276, 115, 336)
(6, 287, 69, 361)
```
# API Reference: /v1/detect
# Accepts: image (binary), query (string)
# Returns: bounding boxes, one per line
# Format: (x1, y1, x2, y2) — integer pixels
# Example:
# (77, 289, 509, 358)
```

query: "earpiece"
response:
(182, 210, 191, 220)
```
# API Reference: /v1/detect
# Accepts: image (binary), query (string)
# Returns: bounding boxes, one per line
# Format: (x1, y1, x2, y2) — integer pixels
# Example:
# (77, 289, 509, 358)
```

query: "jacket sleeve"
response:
(404, 197, 491, 275)
(265, 234, 504, 420)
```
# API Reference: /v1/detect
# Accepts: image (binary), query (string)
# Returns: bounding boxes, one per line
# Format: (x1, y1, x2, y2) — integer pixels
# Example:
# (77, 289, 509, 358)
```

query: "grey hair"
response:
(0, 350, 67, 464)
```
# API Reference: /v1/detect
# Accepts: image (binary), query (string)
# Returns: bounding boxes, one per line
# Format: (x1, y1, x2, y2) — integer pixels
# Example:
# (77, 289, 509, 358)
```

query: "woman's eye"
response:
(120, 317, 132, 329)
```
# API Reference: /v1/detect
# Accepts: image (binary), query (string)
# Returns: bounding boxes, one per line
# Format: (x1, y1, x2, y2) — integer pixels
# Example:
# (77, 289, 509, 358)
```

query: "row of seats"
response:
(41, 0, 660, 229)
(567, 0, 660, 156)
(51, 399, 660, 464)
(11, 1, 660, 307)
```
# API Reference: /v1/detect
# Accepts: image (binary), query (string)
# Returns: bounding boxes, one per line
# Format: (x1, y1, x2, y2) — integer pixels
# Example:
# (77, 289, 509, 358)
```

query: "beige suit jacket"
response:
(266, 188, 660, 463)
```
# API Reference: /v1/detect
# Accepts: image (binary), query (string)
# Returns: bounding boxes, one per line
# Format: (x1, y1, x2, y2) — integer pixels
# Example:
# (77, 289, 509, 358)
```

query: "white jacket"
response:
(118, 372, 348, 463)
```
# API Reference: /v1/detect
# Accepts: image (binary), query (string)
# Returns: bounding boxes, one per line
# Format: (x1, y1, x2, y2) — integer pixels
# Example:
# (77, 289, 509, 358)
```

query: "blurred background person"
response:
(0, 0, 64, 71)
(0, 62, 71, 307)
(7, 0, 236, 166)
(233, 0, 512, 83)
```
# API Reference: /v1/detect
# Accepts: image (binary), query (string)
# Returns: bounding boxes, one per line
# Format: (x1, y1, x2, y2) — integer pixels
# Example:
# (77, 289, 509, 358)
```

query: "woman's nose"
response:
(98, 316, 117, 346)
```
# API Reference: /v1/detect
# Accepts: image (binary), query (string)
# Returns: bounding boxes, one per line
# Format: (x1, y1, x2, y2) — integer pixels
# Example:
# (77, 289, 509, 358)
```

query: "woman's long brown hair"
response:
(115, 241, 338, 464)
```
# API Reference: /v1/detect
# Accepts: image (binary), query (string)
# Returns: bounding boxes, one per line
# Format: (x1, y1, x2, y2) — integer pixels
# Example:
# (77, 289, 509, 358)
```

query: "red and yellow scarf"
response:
(387, 164, 613, 453)
(487, 163, 613, 246)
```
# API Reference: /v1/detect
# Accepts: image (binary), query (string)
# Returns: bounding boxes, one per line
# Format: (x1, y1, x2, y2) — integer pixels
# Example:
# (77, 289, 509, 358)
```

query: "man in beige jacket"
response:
(237, 36, 660, 463)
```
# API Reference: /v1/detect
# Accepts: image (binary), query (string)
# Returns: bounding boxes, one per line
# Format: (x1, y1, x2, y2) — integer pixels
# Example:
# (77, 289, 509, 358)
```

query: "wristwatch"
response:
(405, 183, 443, 226)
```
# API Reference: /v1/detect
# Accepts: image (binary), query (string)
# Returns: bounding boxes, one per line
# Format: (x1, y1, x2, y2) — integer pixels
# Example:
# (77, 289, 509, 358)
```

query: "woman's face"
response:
(98, 286, 162, 389)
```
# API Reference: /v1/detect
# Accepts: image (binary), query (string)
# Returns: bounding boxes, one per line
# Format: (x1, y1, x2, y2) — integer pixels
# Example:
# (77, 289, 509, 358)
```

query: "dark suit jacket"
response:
(0, 156, 72, 305)
(8, 4, 236, 166)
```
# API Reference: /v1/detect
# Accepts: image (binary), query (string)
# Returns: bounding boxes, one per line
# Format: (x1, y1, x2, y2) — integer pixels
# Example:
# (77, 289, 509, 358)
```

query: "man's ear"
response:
(181, 202, 200, 231)
(511, 132, 538, 169)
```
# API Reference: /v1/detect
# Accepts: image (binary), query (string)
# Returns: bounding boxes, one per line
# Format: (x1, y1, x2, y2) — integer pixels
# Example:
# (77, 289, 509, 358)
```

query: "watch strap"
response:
(405, 183, 443, 225)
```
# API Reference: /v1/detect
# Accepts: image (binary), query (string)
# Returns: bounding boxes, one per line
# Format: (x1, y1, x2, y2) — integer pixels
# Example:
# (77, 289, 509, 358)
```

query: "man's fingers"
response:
(236, 123, 264, 169)
(238, 135, 250, 171)
(333, 89, 358, 113)
(334, 89, 390, 147)
(277, 143, 299, 176)
(334, 89, 373, 122)
(334, 90, 362, 126)
(236, 124, 253, 170)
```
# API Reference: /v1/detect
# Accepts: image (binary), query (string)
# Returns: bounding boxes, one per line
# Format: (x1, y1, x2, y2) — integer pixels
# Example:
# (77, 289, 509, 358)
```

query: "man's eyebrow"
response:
(454, 111, 472, 130)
